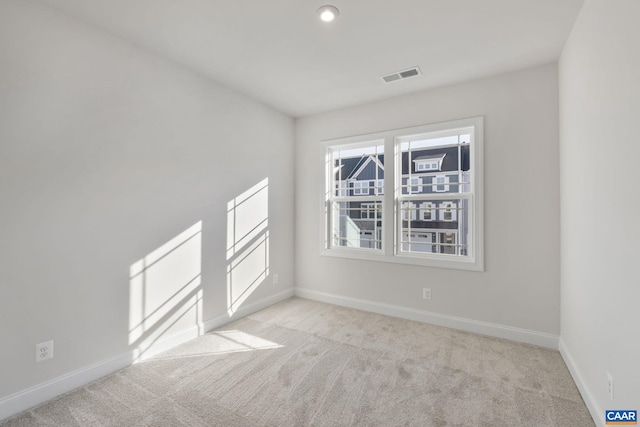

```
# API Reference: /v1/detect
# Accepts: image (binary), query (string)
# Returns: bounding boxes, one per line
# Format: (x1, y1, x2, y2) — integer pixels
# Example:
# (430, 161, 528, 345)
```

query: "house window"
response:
(409, 177, 421, 193)
(433, 175, 450, 192)
(401, 202, 415, 221)
(414, 154, 445, 172)
(352, 180, 370, 195)
(421, 202, 434, 221)
(440, 201, 457, 222)
(416, 161, 438, 171)
(440, 232, 456, 255)
(323, 117, 483, 271)
(361, 203, 381, 220)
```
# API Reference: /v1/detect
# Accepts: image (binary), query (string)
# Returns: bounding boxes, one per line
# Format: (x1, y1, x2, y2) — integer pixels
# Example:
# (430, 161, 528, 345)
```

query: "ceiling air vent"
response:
(381, 67, 421, 83)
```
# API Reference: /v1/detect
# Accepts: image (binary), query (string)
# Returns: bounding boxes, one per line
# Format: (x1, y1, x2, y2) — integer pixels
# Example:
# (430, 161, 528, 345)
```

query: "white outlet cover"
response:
(36, 340, 54, 362)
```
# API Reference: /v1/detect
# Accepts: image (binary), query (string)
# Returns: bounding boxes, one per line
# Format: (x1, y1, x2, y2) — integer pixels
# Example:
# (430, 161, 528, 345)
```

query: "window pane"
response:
(399, 199, 469, 256)
(332, 202, 382, 249)
(332, 145, 384, 197)
(408, 135, 459, 149)
(400, 141, 470, 195)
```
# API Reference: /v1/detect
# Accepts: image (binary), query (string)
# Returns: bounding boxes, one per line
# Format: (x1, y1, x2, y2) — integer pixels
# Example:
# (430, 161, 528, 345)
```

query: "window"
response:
(441, 232, 456, 255)
(361, 203, 381, 220)
(416, 161, 437, 171)
(402, 202, 415, 221)
(398, 128, 472, 260)
(326, 142, 384, 250)
(352, 180, 370, 195)
(323, 117, 483, 271)
(421, 202, 434, 221)
(440, 201, 457, 222)
(409, 177, 421, 193)
(414, 154, 445, 172)
(433, 175, 450, 192)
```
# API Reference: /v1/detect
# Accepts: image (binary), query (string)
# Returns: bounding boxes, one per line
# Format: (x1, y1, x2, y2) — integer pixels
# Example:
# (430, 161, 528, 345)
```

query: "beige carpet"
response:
(2, 297, 594, 426)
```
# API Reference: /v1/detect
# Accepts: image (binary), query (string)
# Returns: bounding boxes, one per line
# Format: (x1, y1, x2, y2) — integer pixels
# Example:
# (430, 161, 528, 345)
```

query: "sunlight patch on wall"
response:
(227, 179, 269, 316)
(129, 221, 203, 361)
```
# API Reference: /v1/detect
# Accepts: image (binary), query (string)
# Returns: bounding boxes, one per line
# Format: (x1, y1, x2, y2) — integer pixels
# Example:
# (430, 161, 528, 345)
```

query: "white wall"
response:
(0, 0, 294, 415)
(295, 64, 561, 341)
(559, 0, 640, 423)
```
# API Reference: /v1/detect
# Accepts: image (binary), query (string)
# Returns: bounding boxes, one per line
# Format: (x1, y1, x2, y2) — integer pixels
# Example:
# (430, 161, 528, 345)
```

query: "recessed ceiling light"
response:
(317, 5, 339, 22)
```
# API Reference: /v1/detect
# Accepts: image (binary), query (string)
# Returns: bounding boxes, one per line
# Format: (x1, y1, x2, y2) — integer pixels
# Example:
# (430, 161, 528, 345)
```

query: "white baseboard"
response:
(203, 287, 296, 331)
(132, 323, 204, 363)
(295, 288, 559, 349)
(0, 287, 295, 422)
(0, 351, 132, 422)
(559, 339, 602, 427)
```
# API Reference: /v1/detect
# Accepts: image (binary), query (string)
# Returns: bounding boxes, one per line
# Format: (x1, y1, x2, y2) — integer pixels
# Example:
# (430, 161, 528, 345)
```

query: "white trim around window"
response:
(321, 116, 484, 271)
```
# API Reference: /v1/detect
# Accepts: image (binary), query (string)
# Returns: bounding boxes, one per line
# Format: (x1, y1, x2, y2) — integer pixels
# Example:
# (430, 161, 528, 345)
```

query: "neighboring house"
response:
(334, 144, 470, 255)
(334, 153, 385, 249)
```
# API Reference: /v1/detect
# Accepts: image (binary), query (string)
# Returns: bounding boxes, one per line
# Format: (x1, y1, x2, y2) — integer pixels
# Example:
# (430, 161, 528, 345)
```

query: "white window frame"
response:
(321, 117, 483, 271)
(324, 140, 384, 254)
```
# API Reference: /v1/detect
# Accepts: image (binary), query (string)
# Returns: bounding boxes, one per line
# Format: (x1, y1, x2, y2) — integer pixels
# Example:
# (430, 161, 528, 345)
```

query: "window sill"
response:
(320, 248, 484, 272)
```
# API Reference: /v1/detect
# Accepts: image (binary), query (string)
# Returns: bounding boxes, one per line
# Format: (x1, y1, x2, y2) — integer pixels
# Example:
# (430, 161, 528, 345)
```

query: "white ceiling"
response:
(40, 0, 585, 117)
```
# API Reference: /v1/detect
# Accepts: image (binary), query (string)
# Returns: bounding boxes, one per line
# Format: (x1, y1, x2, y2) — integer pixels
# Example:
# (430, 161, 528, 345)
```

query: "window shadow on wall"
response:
(226, 178, 269, 316)
(129, 221, 203, 362)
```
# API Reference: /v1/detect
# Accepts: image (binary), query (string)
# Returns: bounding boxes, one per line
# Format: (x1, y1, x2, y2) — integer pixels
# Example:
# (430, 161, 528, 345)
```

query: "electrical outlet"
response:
(422, 288, 432, 300)
(36, 340, 53, 362)
(607, 372, 614, 400)
(273, 274, 279, 284)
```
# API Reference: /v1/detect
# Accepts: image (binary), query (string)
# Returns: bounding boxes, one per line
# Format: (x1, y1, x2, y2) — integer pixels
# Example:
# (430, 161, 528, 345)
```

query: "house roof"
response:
(335, 155, 386, 181)
(413, 154, 446, 162)
(402, 147, 469, 174)
(335, 146, 469, 181)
